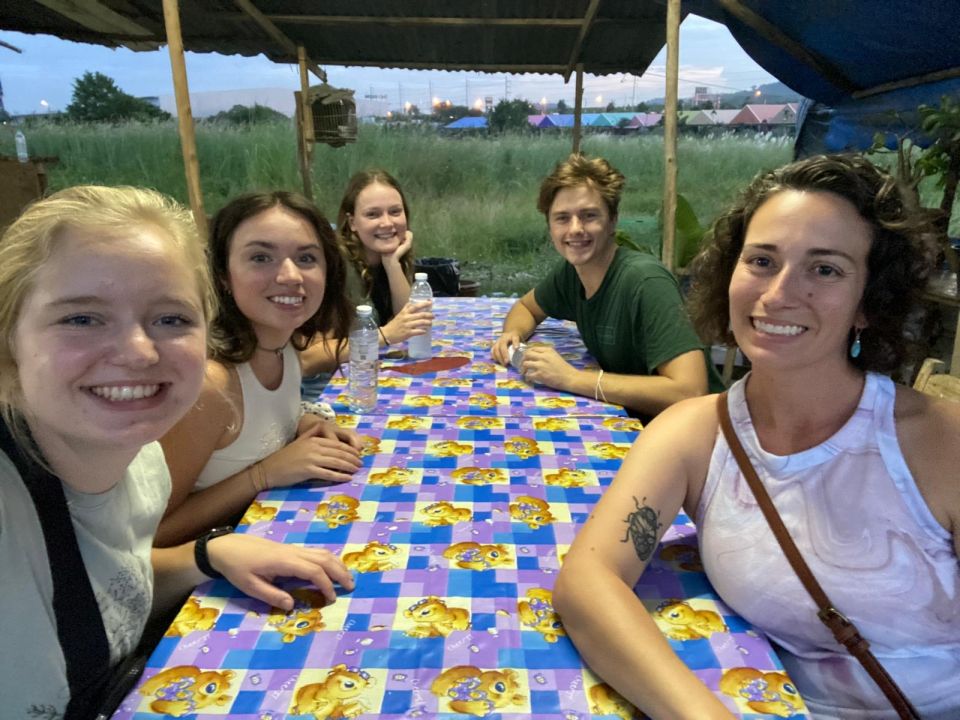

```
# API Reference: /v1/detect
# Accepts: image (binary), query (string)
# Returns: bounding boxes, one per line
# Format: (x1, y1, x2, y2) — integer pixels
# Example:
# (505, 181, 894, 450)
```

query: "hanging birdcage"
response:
(305, 83, 357, 147)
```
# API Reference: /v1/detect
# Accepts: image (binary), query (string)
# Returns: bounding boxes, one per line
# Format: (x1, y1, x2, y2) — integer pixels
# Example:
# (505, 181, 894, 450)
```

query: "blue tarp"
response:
(684, 1, 960, 155)
(443, 116, 487, 130)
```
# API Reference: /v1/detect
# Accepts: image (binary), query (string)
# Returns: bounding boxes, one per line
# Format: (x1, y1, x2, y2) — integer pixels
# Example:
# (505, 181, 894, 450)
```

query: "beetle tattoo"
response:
(621, 496, 662, 561)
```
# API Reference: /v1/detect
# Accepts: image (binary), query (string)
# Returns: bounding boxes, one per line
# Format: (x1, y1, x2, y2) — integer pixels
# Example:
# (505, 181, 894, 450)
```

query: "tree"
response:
(556, 99, 568, 113)
(208, 103, 287, 125)
(634, 102, 649, 113)
(489, 98, 536, 133)
(606, 101, 616, 113)
(66, 71, 170, 122)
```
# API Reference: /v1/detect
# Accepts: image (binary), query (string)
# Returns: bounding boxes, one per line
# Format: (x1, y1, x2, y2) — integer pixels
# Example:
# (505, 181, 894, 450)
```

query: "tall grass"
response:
(3, 121, 800, 294)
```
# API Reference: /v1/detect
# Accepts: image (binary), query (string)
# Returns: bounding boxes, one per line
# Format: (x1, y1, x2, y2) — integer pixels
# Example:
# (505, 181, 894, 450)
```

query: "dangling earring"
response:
(850, 328, 863, 359)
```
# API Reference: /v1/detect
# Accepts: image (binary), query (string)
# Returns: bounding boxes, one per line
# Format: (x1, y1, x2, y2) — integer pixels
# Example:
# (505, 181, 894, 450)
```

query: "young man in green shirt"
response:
(491, 154, 724, 418)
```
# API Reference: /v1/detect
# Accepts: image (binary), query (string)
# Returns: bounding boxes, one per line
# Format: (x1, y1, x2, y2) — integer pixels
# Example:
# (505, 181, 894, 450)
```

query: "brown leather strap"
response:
(716, 393, 921, 720)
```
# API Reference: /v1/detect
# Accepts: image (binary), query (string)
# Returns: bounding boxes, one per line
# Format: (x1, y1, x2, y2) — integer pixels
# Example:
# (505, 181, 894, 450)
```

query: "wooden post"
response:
(297, 46, 314, 200)
(572, 64, 584, 154)
(161, 0, 207, 237)
(953, 314, 960, 376)
(661, 0, 680, 272)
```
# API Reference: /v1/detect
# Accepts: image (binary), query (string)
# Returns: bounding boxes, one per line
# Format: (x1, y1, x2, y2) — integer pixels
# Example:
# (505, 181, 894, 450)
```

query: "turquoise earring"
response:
(850, 328, 863, 359)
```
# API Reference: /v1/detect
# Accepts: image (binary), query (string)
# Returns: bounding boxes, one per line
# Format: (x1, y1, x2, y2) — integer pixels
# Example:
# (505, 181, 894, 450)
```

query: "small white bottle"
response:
(407, 272, 434, 359)
(15, 131, 28, 163)
(348, 304, 379, 413)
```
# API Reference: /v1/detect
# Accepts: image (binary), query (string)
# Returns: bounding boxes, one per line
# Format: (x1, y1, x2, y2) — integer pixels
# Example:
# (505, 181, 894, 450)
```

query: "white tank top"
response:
(697, 373, 960, 720)
(194, 345, 301, 490)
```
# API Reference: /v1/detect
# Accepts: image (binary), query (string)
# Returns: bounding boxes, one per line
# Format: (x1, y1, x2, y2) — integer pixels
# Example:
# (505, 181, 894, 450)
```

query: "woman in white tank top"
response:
(554, 155, 960, 719)
(155, 192, 364, 547)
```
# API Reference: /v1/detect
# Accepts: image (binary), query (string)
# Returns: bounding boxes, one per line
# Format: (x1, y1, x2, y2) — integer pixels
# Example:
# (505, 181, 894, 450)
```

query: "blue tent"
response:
(684, 0, 960, 156)
(443, 116, 487, 130)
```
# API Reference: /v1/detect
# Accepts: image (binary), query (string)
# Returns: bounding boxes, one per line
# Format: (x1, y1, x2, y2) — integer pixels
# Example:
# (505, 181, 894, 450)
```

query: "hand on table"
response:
(260, 420, 363, 487)
(492, 330, 523, 366)
(382, 230, 414, 269)
(520, 345, 576, 391)
(207, 533, 354, 610)
(383, 298, 433, 344)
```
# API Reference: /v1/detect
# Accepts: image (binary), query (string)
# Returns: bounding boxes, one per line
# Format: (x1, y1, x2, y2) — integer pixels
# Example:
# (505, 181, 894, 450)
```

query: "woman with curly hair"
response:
(555, 155, 960, 719)
(156, 191, 363, 546)
(301, 170, 432, 374)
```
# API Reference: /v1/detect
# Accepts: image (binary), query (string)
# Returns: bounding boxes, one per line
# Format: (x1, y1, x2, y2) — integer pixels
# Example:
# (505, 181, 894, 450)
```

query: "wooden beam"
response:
(321, 59, 568, 74)
(661, 0, 680, 273)
(564, 0, 601, 82)
(233, 0, 327, 81)
(716, 0, 859, 96)
(572, 64, 584, 155)
(162, 0, 207, 239)
(854, 66, 960, 99)
(269, 15, 586, 28)
(297, 46, 314, 201)
(34, 0, 153, 36)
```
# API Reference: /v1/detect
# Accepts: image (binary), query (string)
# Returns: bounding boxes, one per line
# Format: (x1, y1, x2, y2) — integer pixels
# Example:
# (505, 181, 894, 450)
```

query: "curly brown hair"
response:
(537, 154, 626, 218)
(687, 154, 940, 374)
(209, 191, 352, 364)
(337, 169, 413, 301)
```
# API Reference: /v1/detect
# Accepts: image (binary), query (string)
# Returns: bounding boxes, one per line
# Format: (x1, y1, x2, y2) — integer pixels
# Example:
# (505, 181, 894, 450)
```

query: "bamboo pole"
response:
(953, 313, 960, 376)
(661, 0, 680, 272)
(161, 0, 207, 237)
(297, 46, 314, 200)
(572, 64, 584, 155)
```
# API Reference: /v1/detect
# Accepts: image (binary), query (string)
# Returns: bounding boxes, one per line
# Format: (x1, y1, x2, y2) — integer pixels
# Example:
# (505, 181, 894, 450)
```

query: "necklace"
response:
(255, 341, 288, 358)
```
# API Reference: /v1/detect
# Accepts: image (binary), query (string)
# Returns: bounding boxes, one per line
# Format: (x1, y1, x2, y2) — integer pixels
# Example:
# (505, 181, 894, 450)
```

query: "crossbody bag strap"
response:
(716, 393, 921, 720)
(0, 419, 113, 720)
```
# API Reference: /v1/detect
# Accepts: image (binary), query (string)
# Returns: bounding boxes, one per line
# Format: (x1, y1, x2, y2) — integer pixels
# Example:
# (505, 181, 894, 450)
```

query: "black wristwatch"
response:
(194, 526, 233, 579)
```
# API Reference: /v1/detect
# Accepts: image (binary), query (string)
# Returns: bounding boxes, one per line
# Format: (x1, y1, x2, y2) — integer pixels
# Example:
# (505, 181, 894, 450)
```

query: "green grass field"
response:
(5, 120, 950, 296)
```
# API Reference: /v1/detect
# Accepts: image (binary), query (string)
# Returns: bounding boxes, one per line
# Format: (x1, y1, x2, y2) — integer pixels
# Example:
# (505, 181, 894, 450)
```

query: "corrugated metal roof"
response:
(0, 1, 671, 77)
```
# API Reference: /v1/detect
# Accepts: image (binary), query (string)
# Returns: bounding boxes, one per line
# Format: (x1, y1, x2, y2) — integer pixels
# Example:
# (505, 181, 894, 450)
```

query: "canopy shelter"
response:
(3, 0, 959, 370)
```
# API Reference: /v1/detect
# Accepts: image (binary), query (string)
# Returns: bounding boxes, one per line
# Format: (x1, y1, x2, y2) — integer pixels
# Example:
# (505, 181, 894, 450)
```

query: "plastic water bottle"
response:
(15, 131, 28, 163)
(348, 304, 379, 413)
(407, 272, 433, 359)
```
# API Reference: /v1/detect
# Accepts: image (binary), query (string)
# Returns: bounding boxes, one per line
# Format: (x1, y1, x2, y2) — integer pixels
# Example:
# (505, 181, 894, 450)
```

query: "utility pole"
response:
(504, 75, 510, 100)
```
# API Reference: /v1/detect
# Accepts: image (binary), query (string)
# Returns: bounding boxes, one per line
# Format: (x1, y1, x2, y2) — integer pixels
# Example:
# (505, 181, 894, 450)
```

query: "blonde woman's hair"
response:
(0, 185, 216, 434)
(537, 154, 626, 218)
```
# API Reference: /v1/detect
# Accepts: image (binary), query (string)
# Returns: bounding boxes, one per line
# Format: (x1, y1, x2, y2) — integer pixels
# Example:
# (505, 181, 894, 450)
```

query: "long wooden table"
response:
(112, 297, 811, 719)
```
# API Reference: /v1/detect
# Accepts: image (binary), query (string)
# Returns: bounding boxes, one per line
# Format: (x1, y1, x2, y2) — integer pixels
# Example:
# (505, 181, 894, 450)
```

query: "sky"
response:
(0, 16, 777, 116)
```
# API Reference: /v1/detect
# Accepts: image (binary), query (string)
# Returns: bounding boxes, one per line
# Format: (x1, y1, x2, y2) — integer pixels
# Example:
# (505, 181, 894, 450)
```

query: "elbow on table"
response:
(552, 561, 592, 629)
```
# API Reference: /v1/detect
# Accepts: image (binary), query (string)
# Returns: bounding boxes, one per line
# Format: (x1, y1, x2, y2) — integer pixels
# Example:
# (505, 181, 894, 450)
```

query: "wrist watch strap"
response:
(194, 525, 233, 579)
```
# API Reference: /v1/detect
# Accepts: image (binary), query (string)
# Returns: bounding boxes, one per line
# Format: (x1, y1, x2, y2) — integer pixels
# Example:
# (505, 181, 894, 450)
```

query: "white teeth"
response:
(90, 384, 160, 402)
(754, 319, 806, 336)
(271, 296, 303, 305)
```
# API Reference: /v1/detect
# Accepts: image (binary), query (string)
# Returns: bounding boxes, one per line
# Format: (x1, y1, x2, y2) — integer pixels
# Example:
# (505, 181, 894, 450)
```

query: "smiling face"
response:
(728, 190, 872, 374)
(348, 181, 408, 265)
(12, 226, 207, 459)
(547, 184, 617, 275)
(226, 205, 327, 348)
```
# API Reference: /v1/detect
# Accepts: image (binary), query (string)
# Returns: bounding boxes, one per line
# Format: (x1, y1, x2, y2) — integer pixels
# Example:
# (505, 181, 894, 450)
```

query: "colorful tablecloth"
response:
(113, 412, 811, 719)
(312, 297, 627, 418)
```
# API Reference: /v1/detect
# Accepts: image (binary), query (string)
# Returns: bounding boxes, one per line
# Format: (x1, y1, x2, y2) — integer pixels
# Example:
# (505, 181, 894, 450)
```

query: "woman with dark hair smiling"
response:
(156, 191, 362, 547)
(554, 155, 960, 720)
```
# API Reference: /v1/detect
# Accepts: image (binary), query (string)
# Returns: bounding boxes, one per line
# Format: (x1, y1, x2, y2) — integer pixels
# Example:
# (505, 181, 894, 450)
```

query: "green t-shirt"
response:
(344, 258, 395, 324)
(534, 247, 724, 392)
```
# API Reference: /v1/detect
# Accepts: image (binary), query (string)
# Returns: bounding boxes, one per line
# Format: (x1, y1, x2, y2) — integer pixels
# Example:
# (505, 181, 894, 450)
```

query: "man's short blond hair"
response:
(537, 154, 626, 218)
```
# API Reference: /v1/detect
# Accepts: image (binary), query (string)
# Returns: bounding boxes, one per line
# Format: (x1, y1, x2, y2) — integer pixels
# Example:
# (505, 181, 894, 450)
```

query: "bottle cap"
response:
(356, 304, 372, 315)
(414, 272, 428, 281)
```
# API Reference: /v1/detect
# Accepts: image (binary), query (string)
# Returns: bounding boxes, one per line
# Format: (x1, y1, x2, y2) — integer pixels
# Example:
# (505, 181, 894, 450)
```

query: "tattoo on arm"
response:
(621, 496, 662, 561)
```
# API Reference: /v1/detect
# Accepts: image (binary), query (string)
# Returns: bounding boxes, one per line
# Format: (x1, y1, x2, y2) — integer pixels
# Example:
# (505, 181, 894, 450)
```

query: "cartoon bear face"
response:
(719, 668, 805, 718)
(407, 395, 444, 407)
(508, 496, 556, 529)
(543, 468, 591, 487)
(517, 588, 566, 642)
(359, 435, 381, 456)
(533, 418, 575, 431)
(496, 379, 528, 390)
(238, 500, 278, 525)
(602, 417, 643, 432)
(292, 664, 374, 717)
(420, 501, 472, 526)
(436, 377, 472, 387)
(589, 442, 630, 460)
(378, 376, 410, 388)
(368, 466, 415, 486)
(431, 666, 526, 716)
(504, 436, 541, 459)
(470, 362, 498, 375)
(588, 683, 642, 720)
(314, 494, 361, 529)
(431, 440, 473, 457)
(456, 416, 504, 430)
(343, 542, 401, 572)
(451, 466, 507, 485)
(140, 666, 236, 717)
(443, 542, 512, 570)
(653, 600, 727, 640)
(403, 596, 471, 638)
(386, 415, 427, 429)
(266, 588, 329, 643)
(468, 393, 497, 409)
(541, 396, 576, 408)
(165, 597, 219, 637)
